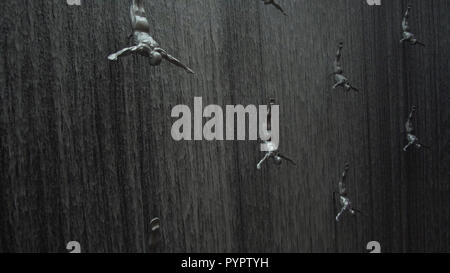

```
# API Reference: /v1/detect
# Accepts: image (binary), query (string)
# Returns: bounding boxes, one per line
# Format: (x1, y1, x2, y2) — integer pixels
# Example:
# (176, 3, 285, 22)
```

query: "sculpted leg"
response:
(130, 0, 150, 32)
(402, 6, 411, 32)
(334, 43, 343, 73)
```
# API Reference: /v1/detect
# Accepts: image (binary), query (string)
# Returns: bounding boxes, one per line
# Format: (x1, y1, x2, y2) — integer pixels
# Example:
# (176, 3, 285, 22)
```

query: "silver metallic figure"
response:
(108, 0, 195, 74)
(149, 217, 161, 248)
(257, 99, 295, 170)
(400, 5, 425, 46)
(335, 163, 356, 222)
(332, 43, 359, 92)
(403, 106, 429, 151)
(256, 141, 296, 170)
(261, 0, 287, 16)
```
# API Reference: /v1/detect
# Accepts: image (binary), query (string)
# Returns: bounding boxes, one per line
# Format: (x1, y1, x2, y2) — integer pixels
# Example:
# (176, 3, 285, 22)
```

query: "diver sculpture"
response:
(108, 0, 194, 74)
(400, 5, 425, 46)
(335, 163, 358, 222)
(403, 106, 429, 151)
(257, 99, 296, 170)
(331, 43, 359, 92)
(149, 217, 161, 250)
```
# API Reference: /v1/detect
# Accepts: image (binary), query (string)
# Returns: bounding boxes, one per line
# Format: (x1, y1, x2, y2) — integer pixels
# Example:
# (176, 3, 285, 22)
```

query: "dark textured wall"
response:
(0, 0, 449, 253)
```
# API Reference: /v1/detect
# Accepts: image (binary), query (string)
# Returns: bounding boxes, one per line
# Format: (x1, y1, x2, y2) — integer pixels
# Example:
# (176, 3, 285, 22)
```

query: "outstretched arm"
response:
(108, 45, 142, 61)
(418, 142, 431, 149)
(352, 207, 365, 216)
(415, 40, 426, 47)
(333, 80, 345, 89)
(278, 153, 296, 165)
(332, 82, 341, 89)
(271, 1, 287, 16)
(350, 84, 359, 92)
(257, 153, 271, 170)
(156, 48, 195, 74)
(400, 37, 409, 43)
(403, 141, 414, 152)
(336, 204, 348, 222)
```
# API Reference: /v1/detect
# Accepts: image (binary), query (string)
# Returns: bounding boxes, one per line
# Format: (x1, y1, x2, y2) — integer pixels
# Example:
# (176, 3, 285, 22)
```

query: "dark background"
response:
(0, 0, 449, 253)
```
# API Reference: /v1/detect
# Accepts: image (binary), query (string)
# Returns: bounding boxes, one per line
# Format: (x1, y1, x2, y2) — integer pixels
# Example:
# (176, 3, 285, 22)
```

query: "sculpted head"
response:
(149, 51, 163, 66)
(274, 155, 282, 165)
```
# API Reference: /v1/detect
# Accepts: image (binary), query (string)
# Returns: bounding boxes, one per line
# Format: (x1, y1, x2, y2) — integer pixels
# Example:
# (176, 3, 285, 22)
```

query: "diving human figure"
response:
(400, 5, 425, 46)
(261, 0, 287, 16)
(149, 218, 161, 247)
(257, 99, 295, 170)
(335, 163, 356, 222)
(403, 106, 429, 151)
(108, 0, 194, 74)
(332, 43, 359, 92)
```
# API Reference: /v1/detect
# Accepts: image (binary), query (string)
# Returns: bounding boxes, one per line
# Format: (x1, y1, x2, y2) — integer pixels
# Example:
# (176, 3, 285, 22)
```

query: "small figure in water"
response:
(261, 0, 287, 16)
(335, 163, 357, 222)
(108, 0, 194, 74)
(257, 99, 295, 170)
(400, 5, 425, 46)
(331, 43, 359, 92)
(149, 217, 161, 249)
(403, 106, 429, 151)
